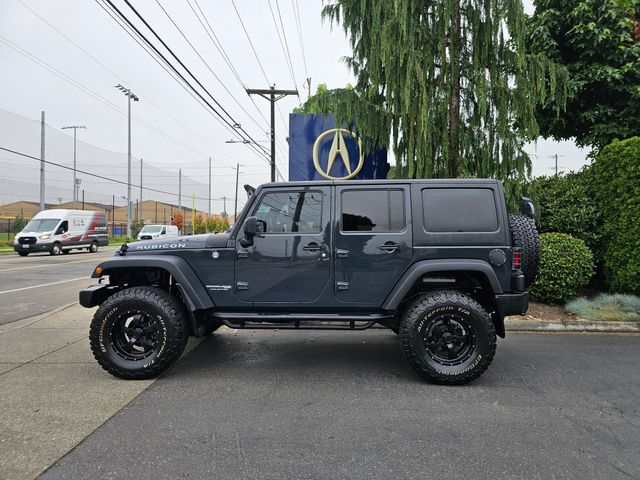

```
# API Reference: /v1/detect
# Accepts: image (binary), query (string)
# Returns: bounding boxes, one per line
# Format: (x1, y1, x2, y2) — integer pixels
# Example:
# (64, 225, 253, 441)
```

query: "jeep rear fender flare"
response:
(382, 259, 503, 310)
(93, 256, 214, 311)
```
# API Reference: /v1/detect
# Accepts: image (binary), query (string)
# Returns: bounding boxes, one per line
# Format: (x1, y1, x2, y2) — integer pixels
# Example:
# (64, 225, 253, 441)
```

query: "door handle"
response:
(302, 242, 322, 253)
(379, 242, 402, 253)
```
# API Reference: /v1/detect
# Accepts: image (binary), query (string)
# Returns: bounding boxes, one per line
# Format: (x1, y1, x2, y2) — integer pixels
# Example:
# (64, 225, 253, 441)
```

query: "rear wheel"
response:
(89, 241, 99, 253)
(399, 291, 496, 385)
(89, 286, 189, 379)
(62, 249, 70, 255)
(49, 243, 61, 256)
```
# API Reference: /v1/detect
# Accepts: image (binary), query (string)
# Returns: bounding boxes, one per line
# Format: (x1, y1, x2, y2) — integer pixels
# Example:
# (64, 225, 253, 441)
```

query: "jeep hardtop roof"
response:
(257, 178, 502, 188)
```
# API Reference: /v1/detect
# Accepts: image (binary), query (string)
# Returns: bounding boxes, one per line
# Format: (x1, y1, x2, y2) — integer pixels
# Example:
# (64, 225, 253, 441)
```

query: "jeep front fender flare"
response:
(382, 259, 503, 310)
(92, 256, 214, 311)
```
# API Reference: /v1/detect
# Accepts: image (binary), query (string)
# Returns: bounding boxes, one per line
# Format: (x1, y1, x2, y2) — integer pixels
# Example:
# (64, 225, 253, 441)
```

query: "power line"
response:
(154, 0, 267, 133)
(292, 0, 309, 82)
(230, 0, 271, 85)
(269, 0, 301, 101)
(99, 0, 271, 164)
(0, 145, 211, 202)
(0, 34, 222, 164)
(15, 0, 230, 166)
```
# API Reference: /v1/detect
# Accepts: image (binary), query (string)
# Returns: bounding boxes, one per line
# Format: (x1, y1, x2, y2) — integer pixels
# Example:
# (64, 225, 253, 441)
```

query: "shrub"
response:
(593, 137, 640, 294)
(528, 168, 601, 254)
(530, 233, 594, 303)
(566, 294, 640, 322)
(193, 213, 206, 234)
(130, 220, 144, 239)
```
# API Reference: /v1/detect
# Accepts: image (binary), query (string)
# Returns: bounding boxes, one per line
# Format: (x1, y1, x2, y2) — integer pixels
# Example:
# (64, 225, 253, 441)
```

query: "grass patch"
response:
(566, 294, 640, 322)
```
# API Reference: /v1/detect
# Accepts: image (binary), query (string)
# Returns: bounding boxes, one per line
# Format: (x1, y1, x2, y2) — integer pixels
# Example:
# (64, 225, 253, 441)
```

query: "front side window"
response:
(341, 189, 405, 232)
(254, 191, 323, 233)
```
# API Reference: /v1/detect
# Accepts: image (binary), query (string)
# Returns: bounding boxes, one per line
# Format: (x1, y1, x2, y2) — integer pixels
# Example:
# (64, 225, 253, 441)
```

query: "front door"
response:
(334, 185, 412, 306)
(235, 187, 331, 304)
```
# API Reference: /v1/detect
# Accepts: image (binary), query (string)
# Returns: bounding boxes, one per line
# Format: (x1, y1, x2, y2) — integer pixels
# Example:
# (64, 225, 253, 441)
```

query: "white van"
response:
(137, 224, 179, 241)
(13, 209, 108, 256)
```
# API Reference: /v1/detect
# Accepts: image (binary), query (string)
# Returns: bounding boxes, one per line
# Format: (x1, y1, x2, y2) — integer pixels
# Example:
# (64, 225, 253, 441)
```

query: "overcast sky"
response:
(0, 0, 589, 212)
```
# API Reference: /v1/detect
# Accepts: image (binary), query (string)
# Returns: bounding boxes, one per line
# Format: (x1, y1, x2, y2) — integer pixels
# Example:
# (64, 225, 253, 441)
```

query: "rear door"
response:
(334, 185, 412, 306)
(234, 187, 331, 304)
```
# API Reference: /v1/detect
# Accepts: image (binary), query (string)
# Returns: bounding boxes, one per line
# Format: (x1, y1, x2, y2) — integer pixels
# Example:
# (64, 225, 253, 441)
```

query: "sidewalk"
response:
(0, 303, 202, 480)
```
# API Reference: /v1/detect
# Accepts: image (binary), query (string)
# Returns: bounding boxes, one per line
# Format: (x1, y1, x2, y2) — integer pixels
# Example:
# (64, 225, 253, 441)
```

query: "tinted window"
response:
(254, 191, 322, 233)
(423, 188, 498, 232)
(341, 189, 405, 232)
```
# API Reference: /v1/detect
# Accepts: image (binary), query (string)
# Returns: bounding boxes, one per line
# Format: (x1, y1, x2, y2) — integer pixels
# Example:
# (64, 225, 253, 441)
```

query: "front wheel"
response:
(399, 291, 496, 385)
(49, 243, 61, 255)
(89, 241, 99, 253)
(89, 286, 189, 379)
(18, 251, 29, 257)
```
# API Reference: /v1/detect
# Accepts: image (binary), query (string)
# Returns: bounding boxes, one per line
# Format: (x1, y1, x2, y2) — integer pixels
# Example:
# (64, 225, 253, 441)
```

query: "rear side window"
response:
(254, 191, 323, 233)
(423, 188, 498, 232)
(341, 189, 405, 232)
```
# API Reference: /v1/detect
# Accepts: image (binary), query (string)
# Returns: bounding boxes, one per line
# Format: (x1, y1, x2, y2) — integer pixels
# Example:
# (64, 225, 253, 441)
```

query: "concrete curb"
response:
(505, 318, 640, 333)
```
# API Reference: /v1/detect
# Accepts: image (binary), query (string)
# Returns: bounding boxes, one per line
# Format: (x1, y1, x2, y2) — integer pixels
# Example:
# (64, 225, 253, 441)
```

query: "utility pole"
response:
(208, 156, 212, 217)
(554, 154, 558, 177)
(246, 85, 298, 182)
(115, 84, 139, 237)
(112, 194, 115, 236)
(178, 168, 182, 213)
(61, 125, 86, 208)
(234, 163, 240, 220)
(139, 158, 143, 221)
(40, 111, 45, 211)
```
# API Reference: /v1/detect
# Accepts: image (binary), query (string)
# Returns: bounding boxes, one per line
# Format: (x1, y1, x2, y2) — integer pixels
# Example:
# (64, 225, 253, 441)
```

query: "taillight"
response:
(512, 249, 522, 270)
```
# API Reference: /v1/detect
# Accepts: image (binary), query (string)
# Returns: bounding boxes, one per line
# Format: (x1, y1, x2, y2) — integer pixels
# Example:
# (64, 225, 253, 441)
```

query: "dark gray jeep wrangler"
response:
(80, 179, 539, 385)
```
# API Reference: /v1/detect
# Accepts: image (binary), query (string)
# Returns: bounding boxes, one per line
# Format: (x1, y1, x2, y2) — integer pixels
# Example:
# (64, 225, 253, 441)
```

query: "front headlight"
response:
(39, 234, 50, 240)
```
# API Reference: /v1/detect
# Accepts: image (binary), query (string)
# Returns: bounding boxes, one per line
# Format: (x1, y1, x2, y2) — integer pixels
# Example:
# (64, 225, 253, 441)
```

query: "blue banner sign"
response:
(288, 113, 388, 181)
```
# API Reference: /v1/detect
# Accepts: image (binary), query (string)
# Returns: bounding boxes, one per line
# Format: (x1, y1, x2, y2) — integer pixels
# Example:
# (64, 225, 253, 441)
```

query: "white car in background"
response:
(137, 224, 179, 241)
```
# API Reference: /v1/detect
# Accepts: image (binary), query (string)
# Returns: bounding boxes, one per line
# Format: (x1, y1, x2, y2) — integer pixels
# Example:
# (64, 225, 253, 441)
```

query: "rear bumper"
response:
(492, 292, 529, 338)
(496, 292, 529, 317)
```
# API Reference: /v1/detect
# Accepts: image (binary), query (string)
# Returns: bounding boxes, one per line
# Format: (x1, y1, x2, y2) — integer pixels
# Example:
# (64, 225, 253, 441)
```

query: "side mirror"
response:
(240, 216, 257, 248)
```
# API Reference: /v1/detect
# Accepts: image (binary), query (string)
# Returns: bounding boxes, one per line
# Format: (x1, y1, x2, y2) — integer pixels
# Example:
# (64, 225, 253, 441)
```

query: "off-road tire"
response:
(89, 286, 189, 380)
(399, 291, 496, 385)
(508, 213, 540, 289)
(89, 241, 99, 253)
(17, 251, 28, 257)
(50, 243, 61, 255)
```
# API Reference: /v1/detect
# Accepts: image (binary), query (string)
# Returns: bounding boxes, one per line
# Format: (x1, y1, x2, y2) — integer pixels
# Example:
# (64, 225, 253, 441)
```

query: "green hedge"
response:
(528, 168, 601, 254)
(531, 233, 594, 303)
(593, 137, 640, 295)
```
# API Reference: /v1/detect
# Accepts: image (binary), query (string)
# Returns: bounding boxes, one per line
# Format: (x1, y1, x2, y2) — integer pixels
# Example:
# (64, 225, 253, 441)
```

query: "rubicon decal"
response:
(133, 243, 187, 250)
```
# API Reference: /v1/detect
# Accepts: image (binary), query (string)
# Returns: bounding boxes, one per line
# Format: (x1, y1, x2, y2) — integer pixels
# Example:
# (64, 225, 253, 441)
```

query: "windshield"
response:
(22, 219, 60, 233)
(140, 225, 163, 233)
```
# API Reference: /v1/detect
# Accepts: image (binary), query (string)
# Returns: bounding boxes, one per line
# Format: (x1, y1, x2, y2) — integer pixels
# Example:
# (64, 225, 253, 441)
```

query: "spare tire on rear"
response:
(508, 214, 540, 289)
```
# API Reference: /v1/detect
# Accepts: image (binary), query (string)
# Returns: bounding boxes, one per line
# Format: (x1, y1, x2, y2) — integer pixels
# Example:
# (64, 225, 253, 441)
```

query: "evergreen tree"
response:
(314, 0, 568, 194)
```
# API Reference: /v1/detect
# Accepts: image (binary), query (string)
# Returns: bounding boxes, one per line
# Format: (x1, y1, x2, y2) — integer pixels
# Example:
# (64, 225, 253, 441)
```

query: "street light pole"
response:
(61, 125, 86, 209)
(115, 84, 139, 237)
(234, 163, 240, 221)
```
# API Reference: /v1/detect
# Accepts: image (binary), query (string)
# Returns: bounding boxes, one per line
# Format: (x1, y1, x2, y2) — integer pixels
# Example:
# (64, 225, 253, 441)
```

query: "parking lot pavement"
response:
(0, 303, 202, 480)
(41, 330, 640, 480)
(0, 246, 117, 325)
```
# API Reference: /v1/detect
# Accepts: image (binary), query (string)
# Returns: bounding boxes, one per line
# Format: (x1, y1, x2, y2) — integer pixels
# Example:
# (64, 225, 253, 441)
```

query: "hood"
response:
(124, 232, 231, 254)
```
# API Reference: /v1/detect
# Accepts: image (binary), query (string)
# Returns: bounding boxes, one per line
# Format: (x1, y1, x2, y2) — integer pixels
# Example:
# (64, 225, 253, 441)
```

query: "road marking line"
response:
(0, 257, 105, 273)
(0, 277, 88, 294)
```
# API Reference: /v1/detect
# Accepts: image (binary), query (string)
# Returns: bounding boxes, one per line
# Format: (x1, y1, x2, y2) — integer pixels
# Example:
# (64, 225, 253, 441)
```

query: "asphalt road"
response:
(42, 331, 640, 480)
(0, 246, 117, 325)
